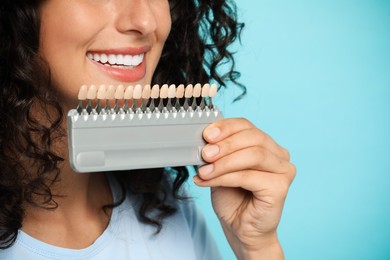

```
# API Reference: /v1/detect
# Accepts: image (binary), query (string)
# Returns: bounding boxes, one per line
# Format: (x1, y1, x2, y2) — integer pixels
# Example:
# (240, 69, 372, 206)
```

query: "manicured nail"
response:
(199, 164, 214, 176)
(203, 145, 220, 158)
(205, 127, 221, 140)
(193, 175, 203, 184)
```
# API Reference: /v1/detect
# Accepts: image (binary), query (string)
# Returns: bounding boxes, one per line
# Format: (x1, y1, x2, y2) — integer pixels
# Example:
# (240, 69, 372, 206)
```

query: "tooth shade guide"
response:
(76, 83, 219, 115)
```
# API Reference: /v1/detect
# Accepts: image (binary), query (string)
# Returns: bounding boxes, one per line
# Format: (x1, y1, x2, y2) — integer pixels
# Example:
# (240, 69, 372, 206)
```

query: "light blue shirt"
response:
(0, 176, 222, 260)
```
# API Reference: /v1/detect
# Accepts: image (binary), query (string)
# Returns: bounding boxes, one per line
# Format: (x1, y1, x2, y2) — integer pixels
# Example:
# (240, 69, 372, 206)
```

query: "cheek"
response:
(39, 2, 106, 100)
(155, 2, 172, 43)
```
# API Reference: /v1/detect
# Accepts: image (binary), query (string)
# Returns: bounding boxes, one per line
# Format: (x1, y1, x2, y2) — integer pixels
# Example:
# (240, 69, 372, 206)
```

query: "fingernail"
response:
(203, 145, 220, 158)
(199, 164, 214, 176)
(193, 175, 203, 184)
(205, 127, 221, 140)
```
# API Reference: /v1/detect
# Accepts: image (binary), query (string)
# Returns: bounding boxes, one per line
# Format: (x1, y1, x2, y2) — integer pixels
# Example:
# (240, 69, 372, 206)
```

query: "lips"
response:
(86, 46, 150, 82)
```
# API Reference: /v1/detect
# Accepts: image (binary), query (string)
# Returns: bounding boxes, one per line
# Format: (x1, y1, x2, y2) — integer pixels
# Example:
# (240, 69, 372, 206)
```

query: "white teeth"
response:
(108, 54, 116, 65)
(123, 55, 133, 66)
(117, 54, 124, 64)
(87, 52, 144, 67)
(93, 53, 100, 62)
(100, 54, 108, 64)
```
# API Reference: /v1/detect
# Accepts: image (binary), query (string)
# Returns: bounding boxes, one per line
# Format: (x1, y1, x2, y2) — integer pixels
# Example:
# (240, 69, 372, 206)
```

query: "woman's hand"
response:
(194, 118, 296, 260)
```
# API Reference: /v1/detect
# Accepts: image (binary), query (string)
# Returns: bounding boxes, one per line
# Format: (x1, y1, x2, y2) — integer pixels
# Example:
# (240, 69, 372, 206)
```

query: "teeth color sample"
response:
(133, 84, 142, 99)
(124, 85, 133, 99)
(176, 84, 185, 99)
(115, 85, 124, 99)
(142, 85, 151, 99)
(97, 85, 107, 100)
(106, 85, 116, 100)
(78, 85, 88, 100)
(168, 84, 176, 99)
(151, 84, 160, 99)
(77, 83, 218, 114)
(209, 84, 217, 97)
(87, 85, 97, 100)
(201, 83, 210, 97)
(185, 84, 193, 98)
(160, 84, 169, 99)
(193, 83, 201, 98)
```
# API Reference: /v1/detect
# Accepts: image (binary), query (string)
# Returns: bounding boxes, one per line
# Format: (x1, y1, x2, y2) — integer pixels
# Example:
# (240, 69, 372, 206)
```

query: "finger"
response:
(202, 128, 289, 163)
(193, 170, 293, 197)
(203, 118, 254, 143)
(203, 118, 290, 161)
(198, 146, 295, 180)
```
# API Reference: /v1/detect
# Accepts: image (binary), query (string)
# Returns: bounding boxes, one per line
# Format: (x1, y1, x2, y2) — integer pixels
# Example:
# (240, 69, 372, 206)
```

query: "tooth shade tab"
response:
(76, 83, 219, 115)
(168, 84, 176, 99)
(124, 86, 134, 99)
(106, 85, 116, 100)
(78, 85, 88, 100)
(133, 84, 142, 99)
(151, 84, 160, 99)
(209, 84, 218, 97)
(176, 84, 185, 98)
(142, 85, 151, 99)
(97, 85, 107, 100)
(87, 85, 97, 100)
(184, 84, 193, 98)
(160, 84, 169, 99)
(201, 84, 210, 97)
(115, 85, 125, 99)
(193, 83, 202, 98)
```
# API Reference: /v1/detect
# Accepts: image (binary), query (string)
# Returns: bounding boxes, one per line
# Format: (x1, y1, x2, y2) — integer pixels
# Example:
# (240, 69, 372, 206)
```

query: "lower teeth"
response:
(103, 63, 135, 69)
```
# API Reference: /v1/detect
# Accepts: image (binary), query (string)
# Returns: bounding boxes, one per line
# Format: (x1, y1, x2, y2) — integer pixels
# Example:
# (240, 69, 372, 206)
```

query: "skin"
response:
(38, 0, 170, 110)
(24, 0, 296, 258)
(197, 119, 296, 259)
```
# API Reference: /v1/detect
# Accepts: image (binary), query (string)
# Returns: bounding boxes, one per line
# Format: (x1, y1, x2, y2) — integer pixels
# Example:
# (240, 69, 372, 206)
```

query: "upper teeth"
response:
(87, 52, 144, 66)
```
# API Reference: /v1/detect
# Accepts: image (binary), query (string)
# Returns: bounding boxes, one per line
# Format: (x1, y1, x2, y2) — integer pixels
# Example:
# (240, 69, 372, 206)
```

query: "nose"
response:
(115, 0, 158, 36)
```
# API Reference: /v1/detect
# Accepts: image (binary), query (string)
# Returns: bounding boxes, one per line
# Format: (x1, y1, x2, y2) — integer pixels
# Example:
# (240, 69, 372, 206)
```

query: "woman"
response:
(0, 0, 296, 259)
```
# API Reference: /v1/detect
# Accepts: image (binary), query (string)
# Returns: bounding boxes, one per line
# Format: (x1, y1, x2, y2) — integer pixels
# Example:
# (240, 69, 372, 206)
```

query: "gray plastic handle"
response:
(67, 109, 223, 173)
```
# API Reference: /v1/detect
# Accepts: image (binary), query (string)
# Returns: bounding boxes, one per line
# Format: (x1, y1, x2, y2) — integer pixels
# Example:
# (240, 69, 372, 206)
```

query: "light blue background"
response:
(189, 1, 390, 259)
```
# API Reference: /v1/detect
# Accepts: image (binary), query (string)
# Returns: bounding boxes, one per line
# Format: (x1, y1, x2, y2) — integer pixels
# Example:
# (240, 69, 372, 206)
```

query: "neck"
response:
(21, 123, 113, 249)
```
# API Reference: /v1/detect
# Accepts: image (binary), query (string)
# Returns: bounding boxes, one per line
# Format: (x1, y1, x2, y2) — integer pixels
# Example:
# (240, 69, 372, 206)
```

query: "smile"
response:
(86, 47, 150, 82)
(87, 52, 144, 68)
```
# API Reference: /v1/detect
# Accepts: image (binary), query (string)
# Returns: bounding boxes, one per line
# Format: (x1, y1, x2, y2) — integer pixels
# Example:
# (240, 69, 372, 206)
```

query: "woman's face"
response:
(39, 0, 171, 103)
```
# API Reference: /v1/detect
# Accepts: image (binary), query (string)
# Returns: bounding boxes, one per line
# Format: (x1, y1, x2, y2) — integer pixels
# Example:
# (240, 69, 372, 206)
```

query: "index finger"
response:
(203, 118, 255, 143)
(203, 118, 291, 161)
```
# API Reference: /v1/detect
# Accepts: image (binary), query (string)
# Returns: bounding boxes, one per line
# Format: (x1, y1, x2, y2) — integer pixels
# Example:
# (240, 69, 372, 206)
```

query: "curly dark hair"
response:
(0, 0, 245, 249)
